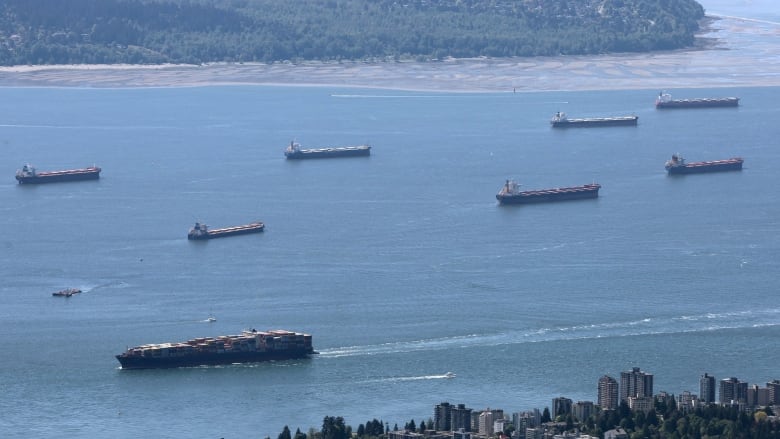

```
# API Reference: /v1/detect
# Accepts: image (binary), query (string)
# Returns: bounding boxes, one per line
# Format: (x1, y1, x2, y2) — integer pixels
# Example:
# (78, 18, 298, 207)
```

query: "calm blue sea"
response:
(0, 84, 778, 438)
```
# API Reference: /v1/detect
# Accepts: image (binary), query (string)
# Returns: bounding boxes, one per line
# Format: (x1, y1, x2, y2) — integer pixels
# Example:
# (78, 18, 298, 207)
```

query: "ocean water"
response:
(0, 84, 778, 438)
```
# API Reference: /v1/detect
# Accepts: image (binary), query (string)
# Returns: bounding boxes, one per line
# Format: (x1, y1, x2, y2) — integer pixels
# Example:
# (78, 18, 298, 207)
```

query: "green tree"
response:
(322, 416, 348, 439)
(541, 407, 551, 423)
(279, 425, 292, 439)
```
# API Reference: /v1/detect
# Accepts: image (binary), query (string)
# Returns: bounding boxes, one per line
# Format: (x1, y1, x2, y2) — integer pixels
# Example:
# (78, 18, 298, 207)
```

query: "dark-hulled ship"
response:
(655, 92, 739, 109)
(284, 141, 370, 159)
(188, 221, 264, 240)
(496, 180, 601, 205)
(116, 329, 315, 370)
(52, 288, 81, 297)
(15, 164, 101, 184)
(664, 154, 744, 175)
(550, 112, 638, 127)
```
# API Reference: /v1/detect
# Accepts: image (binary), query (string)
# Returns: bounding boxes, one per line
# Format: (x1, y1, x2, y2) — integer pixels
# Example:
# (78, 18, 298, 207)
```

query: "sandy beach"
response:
(0, 15, 778, 92)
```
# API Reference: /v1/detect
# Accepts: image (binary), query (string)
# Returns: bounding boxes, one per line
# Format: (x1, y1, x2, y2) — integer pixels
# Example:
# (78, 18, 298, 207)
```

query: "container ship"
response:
(496, 180, 601, 205)
(284, 141, 370, 159)
(655, 92, 739, 109)
(15, 164, 101, 184)
(188, 221, 264, 240)
(116, 329, 315, 370)
(665, 154, 744, 175)
(550, 112, 638, 127)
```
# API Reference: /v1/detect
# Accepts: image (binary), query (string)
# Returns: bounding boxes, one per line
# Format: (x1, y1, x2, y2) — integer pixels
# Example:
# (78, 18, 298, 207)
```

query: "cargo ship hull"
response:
(285, 146, 371, 159)
(116, 348, 313, 370)
(497, 183, 601, 205)
(116, 329, 315, 370)
(666, 159, 743, 175)
(16, 167, 101, 184)
(188, 222, 264, 240)
(551, 116, 638, 128)
(655, 97, 739, 109)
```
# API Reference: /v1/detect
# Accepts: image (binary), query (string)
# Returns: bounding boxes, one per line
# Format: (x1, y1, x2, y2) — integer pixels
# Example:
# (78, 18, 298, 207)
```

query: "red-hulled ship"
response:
(496, 180, 601, 205)
(665, 154, 744, 175)
(16, 164, 101, 184)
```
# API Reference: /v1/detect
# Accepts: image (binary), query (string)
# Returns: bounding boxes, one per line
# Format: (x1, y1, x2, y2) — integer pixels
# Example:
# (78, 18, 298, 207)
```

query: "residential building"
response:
(452, 404, 472, 432)
(720, 377, 748, 404)
(494, 418, 507, 436)
(478, 410, 495, 437)
(387, 431, 449, 439)
(513, 410, 541, 439)
(434, 402, 451, 431)
(700, 373, 716, 404)
(552, 397, 573, 418)
(525, 427, 545, 439)
(620, 367, 653, 403)
(572, 401, 594, 422)
(598, 375, 619, 410)
(628, 396, 654, 413)
(747, 385, 770, 407)
(768, 380, 780, 405)
(677, 391, 698, 412)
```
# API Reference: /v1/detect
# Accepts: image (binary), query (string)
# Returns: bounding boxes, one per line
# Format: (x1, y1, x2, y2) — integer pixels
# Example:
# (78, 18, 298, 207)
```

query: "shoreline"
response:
(1, 15, 779, 92)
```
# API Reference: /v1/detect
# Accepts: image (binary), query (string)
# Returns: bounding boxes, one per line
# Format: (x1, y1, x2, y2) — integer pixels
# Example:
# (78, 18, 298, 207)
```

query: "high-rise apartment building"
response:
(719, 377, 748, 404)
(700, 373, 716, 404)
(552, 397, 573, 418)
(434, 402, 451, 431)
(598, 375, 619, 410)
(620, 367, 653, 403)
(451, 404, 472, 432)
(768, 380, 780, 405)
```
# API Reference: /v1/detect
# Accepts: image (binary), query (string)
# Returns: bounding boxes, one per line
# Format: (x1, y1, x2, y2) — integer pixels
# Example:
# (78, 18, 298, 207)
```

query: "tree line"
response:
(273, 402, 780, 439)
(0, 0, 706, 66)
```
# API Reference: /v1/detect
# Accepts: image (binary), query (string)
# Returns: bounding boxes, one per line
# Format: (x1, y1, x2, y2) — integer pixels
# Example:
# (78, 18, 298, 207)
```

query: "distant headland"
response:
(0, 14, 778, 92)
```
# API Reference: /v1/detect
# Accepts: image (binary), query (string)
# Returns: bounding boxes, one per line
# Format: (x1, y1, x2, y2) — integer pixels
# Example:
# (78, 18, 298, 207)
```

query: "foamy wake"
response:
(319, 308, 780, 358)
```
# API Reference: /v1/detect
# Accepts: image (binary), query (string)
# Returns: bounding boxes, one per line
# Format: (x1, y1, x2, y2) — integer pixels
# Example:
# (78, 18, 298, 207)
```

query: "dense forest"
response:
(272, 403, 780, 439)
(0, 0, 706, 66)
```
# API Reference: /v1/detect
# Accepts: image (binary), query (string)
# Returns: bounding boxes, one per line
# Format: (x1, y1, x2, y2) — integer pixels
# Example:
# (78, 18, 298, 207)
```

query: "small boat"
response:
(52, 288, 81, 297)
(444, 371, 456, 378)
(206, 316, 217, 323)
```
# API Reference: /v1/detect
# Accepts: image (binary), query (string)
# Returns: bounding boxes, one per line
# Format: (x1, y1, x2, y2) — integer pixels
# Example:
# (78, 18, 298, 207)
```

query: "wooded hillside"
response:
(0, 0, 706, 66)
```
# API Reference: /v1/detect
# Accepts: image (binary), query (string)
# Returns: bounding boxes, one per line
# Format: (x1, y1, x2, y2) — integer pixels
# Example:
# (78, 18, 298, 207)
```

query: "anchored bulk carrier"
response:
(187, 221, 264, 240)
(284, 141, 370, 159)
(116, 329, 315, 370)
(655, 92, 739, 109)
(665, 154, 744, 175)
(15, 164, 101, 184)
(550, 112, 638, 127)
(496, 180, 601, 205)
